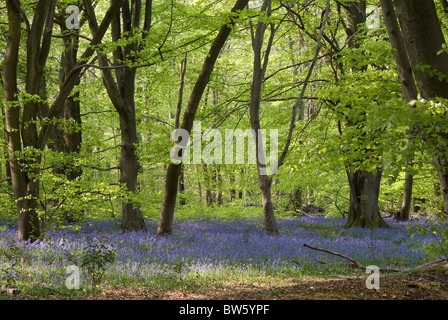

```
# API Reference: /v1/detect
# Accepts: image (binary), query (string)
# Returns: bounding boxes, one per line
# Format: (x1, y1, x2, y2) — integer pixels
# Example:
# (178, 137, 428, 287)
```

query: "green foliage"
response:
(408, 97, 448, 156)
(65, 237, 116, 290)
(315, 36, 406, 174)
(408, 217, 448, 260)
(0, 240, 33, 286)
(1, 0, 447, 237)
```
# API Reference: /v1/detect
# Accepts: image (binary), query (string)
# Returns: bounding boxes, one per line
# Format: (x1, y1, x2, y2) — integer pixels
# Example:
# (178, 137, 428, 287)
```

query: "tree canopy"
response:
(1, 0, 448, 241)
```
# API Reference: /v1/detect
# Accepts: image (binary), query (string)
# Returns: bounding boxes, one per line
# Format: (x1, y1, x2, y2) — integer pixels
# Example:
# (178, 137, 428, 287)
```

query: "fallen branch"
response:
(303, 243, 366, 270)
(302, 243, 401, 273)
(413, 258, 448, 272)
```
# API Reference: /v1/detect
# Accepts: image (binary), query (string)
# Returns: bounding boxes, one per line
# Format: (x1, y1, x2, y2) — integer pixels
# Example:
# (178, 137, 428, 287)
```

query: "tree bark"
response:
(216, 167, 223, 205)
(0, 44, 12, 186)
(59, 22, 83, 181)
(197, 181, 203, 203)
(380, 0, 419, 221)
(4, 1, 26, 235)
(176, 55, 187, 205)
(119, 107, 146, 231)
(393, 0, 448, 214)
(4, 0, 40, 240)
(203, 165, 214, 206)
(84, 0, 148, 231)
(345, 170, 389, 228)
(4, 0, 57, 241)
(380, 0, 418, 102)
(397, 171, 413, 221)
(249, 0, 279, 235)
(41, 13, 84, 222)
(342, 0, 366, 49)
(394, 0, 448, 99)
(259, 175, 278, 235)
(229, 173, 236, 202)
(3, 0, 126, 241)
(248, 0, 330, 234)
(338, 1, 390, 228)
(436, 154, 448, 215)
(178, 166, 186, 205)
(156, 0, 250, 235)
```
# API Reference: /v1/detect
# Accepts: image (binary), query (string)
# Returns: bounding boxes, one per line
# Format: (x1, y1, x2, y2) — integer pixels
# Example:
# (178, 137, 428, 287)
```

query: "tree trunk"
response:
(249, 0, 279, 236)
(60, 25, 82, 181)
(114, 2, 147, 232)
(0, 96, 12, 185)
(380, 0, 419, 221)
(345, 170, 389, 228)
(44, 17, 83, 222)
(197, 180, 203, 204)
(206, 190, 213, 206)
(393, 0, 448, 214)
(84, 0, 148, 231)
(289, 188, 302, 211)
(3, 0, 57, 241)
(203, 165, 214, 206)
(157, 0, 250, 236)
(176, 55, 187, 206)
(259, 175, 278, 235)
(229, 174, 236, 202)
(4, 1, 28, 238)
(393, 0, 448, 99)
(397, 172, 413, 221)
(380, 0, 418, 102)
(216, 167, 223, 205)
(119, 108, 146, 231)
(435, 154, 448, 215)
(342, 0, 366, 49)
(158, 162, 182, 235)
(3, 0, 125, 241)
(239, 168, 245, 199)
(340, 1, 390, 228)
(178, 165, 186, 205)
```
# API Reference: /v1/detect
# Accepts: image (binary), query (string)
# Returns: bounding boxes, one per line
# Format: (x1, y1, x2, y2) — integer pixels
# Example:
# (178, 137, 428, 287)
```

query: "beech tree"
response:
(322, 0, 389, 228)
(50, 3, 84, 183)
(3, 0, 125, 241)
(156, 0, 250, 236)
(2, 0, 447, 243)
(379, 0, 418, 221)
(83, 0, 152, 232)
(391, 0, 448, 215)
(249, 0, 279, 235)
(249, 0, 330, 235)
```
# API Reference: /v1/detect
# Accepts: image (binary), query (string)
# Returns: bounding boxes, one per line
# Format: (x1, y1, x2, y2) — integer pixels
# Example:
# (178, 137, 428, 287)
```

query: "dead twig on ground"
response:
(302, 243, 401, 273)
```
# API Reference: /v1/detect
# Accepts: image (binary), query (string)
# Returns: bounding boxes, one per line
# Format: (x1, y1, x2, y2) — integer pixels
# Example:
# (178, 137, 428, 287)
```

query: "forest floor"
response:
(1, 215, 447, 301)
(95, 272, 448, 300)
(4, 271, 446, 300)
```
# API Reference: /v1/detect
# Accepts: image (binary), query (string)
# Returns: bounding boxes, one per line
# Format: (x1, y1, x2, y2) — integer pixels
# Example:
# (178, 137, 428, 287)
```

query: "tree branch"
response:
(52, 32, 93, 42)
(37, 0, 127, 149)
(273, 0, 331, 174)
(303, 243, 365, 269)
(302, 243, 401, 273)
